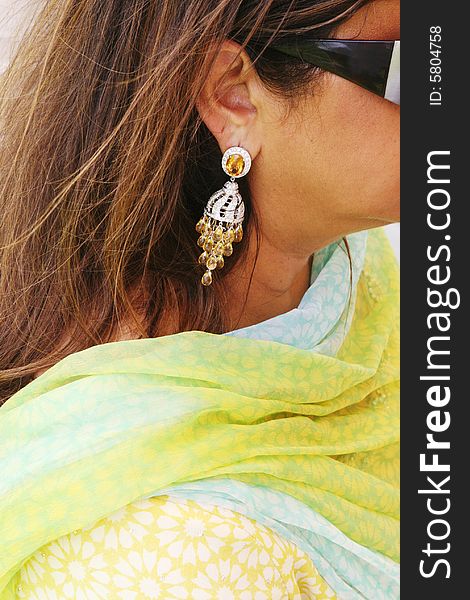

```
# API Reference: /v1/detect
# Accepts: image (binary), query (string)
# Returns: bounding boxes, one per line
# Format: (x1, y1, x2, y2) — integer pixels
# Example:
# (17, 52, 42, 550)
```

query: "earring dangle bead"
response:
(195, 146, 251, 286)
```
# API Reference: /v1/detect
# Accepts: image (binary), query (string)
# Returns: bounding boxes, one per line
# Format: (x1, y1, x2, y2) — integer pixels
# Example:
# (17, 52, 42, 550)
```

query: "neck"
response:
(224, 227, 315, 331)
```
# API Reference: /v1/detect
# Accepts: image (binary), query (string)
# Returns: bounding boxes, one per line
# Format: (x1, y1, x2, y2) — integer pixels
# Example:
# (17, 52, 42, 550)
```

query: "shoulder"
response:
(17, 495, 336, 599)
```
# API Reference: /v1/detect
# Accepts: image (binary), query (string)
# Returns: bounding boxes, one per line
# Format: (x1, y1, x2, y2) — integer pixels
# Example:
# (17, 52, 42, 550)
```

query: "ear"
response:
(196, 40, 262, 159)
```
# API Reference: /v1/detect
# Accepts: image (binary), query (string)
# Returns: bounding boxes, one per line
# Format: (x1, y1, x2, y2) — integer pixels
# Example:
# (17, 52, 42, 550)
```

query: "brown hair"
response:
(0, 0, 366, 405)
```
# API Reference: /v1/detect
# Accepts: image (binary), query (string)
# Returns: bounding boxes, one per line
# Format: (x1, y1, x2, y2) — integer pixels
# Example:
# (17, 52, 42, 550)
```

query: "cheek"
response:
(327, 77, 398, 166)
(351, 99, 400, 218)
(260, 76, 400, 223)
(301, 77, 400, 217)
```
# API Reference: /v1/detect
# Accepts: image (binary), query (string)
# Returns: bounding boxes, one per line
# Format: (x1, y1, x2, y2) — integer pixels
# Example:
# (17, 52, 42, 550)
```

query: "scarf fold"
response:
(0, 227, 399, 599)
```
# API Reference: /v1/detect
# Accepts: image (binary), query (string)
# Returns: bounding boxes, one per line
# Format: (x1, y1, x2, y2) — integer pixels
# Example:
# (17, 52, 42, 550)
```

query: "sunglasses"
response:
(268, 38, 400, 105)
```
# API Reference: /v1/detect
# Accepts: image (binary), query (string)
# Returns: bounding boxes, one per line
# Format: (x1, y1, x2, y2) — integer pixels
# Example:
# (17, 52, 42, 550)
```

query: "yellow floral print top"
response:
(17, 494, 336, 599)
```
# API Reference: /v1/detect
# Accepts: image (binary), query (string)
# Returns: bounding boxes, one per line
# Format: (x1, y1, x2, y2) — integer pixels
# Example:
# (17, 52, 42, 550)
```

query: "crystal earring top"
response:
(221, 146, 251, 178)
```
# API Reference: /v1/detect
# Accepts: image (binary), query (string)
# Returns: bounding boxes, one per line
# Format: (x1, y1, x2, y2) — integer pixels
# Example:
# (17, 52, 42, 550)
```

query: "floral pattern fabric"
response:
(17, 495, 336, 599)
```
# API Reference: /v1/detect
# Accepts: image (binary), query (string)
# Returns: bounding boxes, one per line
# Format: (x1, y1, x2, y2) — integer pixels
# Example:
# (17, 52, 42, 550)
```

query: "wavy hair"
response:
(0, 0, 366, 405)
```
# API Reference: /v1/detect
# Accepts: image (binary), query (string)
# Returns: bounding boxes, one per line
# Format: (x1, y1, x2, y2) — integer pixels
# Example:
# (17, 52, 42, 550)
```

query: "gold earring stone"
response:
(225, 154, 245, 177)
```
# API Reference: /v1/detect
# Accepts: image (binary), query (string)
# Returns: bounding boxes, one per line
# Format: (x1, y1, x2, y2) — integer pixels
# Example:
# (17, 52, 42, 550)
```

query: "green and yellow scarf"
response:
(0, 227, 399, 598)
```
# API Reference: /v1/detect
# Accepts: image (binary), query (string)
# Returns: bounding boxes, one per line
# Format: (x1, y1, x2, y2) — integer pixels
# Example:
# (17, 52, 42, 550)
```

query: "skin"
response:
(197, 0, 400, 330)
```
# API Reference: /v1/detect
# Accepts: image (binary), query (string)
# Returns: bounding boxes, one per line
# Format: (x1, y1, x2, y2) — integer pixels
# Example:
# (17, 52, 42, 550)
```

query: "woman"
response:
(0, 0, 400, 598)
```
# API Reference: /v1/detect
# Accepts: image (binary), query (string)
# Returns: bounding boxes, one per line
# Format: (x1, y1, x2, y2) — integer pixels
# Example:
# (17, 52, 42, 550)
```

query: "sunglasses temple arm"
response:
(384, 41, 400, 105)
